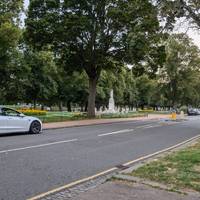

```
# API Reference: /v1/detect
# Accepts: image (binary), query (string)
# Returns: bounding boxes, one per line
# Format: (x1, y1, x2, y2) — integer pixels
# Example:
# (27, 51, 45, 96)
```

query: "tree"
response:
(136, 75, 157, 108)
(0, 49, 30, 104)
(52, 70, 88, 111)
(24, 50, 58, 108)
(25, 0, 161, 117)
(157, 0, 200, 29)
(96, 67, 127, 110)
(0, 0, 23, 99)
(159, 34, 200, 107)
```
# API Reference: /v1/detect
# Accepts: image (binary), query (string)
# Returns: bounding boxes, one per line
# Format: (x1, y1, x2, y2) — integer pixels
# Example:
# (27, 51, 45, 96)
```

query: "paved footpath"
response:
(70, 180, 199, 200)
(43, 114, 171, 129)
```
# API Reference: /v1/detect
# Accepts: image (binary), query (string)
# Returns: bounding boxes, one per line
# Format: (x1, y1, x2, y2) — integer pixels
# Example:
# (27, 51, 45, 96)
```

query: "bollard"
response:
(180, 111, 185, 119)
(171, 112, 177, 120)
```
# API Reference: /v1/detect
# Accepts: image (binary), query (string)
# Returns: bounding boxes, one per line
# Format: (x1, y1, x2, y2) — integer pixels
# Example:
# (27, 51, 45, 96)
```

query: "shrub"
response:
(17, 109, 47, 116)
(179, 105, 188, 114)
(138, 108, 154, 112)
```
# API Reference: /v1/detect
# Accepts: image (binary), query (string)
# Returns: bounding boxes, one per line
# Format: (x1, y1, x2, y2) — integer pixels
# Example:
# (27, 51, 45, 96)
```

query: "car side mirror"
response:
(18, 113, 25, 117)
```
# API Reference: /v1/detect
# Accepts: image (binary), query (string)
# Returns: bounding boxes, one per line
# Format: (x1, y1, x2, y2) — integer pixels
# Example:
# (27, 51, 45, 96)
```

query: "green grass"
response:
(36, 112, 87, 123)
(100, 112, 147, 119)
(138, 111, 171, 114)
(32, 111, 146, 123)
(130, 141, 200, 192)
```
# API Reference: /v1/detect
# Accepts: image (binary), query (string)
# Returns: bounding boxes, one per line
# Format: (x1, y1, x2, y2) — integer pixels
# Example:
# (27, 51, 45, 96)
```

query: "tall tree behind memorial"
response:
(25, 0, 162, 117)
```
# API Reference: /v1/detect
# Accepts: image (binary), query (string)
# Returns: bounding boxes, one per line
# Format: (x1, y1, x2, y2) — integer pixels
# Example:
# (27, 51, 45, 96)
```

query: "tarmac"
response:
(43, 114, 171, 129)
(41, 114, 199, 200)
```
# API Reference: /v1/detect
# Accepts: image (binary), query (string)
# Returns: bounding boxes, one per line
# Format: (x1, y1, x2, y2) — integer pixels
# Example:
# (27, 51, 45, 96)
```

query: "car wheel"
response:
(29, 121, 41, 134)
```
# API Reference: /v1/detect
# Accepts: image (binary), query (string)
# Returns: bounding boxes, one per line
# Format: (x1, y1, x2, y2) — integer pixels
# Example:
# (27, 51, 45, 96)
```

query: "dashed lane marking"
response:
(0, 139, 78, 154)
(98, 129, 134, 137)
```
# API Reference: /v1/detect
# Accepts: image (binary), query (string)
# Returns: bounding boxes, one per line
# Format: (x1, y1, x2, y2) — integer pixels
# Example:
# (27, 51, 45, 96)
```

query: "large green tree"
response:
(25, 0, 161, 117)
(160, 34, 200, 107)
(52, 71, 88, 111)
(0, 0, 23, 99)
(135, 74, 157, 108)
(24, 50, 58, 108)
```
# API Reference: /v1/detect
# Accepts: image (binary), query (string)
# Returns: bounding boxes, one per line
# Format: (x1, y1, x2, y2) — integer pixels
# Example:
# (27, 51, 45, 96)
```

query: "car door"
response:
(2, 108, 28, 133)
(0, 115, 8, 134)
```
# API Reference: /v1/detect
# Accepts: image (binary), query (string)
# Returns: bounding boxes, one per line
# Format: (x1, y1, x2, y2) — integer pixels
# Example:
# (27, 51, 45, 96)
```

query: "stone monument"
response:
(108, 89, 115, 113)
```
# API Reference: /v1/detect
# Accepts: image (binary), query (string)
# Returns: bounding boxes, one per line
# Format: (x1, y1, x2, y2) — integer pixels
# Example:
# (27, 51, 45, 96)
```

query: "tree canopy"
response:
(0, 1, 200, 114)
(157, 0, 200, 29)
(25, 0, 162, 117)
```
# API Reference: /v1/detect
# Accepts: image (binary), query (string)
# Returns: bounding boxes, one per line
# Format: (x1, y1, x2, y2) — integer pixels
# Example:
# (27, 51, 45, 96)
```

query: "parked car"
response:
(0, 107, 42, 134)
(187, 108, 200, 116)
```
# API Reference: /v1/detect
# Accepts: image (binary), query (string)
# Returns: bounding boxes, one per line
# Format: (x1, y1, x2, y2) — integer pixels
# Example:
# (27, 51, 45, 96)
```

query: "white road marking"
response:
(98, 129, 134, 137)
(107, 121, 151, 125)
(0, 139, 78, 154)
(142, 124, 162, 129)
(98, 124, 163, 137)
(134, 124, 155, 129)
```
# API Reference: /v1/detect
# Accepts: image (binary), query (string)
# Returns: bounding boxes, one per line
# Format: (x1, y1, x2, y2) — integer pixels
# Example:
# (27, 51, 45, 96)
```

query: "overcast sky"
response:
(23, 0, 199, 48)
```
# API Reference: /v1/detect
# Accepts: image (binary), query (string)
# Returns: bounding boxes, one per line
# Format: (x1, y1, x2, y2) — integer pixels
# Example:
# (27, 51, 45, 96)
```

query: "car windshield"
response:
(2, 108, 20, 117)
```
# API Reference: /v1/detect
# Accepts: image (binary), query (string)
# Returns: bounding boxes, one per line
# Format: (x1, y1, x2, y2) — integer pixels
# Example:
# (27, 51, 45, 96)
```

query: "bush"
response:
(138, 108, 154, 112)
(179, 106, 188, 114)
(17, 109, 47, 116)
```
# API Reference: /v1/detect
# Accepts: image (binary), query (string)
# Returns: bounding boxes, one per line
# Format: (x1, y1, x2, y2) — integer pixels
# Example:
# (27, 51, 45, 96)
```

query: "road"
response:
(0, 117, 200, 200)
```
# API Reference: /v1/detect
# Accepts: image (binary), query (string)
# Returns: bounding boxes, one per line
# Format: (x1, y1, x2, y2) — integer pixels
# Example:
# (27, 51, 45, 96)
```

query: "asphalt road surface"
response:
(0, 117, 200, 200)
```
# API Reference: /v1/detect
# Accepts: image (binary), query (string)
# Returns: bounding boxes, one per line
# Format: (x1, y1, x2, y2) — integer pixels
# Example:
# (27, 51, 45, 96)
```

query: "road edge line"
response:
(124, 134, 200, 166)
(27, 168, 117, 200)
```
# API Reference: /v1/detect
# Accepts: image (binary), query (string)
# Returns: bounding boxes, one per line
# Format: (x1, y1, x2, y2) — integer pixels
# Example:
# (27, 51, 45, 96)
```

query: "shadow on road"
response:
(0, 132, 35, 137)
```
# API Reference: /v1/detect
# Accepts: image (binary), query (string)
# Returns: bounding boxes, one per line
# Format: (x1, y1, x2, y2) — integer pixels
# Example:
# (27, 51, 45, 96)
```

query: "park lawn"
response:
(36, 112, 87, 123)
(35, 111, 147, 123)
(99, 112, 146, 119)
(130, 140, 200, 192)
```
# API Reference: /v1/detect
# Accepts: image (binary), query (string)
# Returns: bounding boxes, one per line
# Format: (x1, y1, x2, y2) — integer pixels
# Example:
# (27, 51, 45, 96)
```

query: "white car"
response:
(0, 107, 42, 134)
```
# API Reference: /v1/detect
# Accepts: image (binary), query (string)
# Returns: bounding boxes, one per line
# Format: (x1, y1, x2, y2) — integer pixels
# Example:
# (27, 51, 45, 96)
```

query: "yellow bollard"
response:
(171, 112, 177, 120)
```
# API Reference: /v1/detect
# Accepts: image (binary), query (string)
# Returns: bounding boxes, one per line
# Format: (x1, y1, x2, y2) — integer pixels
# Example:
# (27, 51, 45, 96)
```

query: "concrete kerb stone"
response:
(121, 135, 200, 174)
(113, 174, 200, 198)
(42, 119, 146, 130)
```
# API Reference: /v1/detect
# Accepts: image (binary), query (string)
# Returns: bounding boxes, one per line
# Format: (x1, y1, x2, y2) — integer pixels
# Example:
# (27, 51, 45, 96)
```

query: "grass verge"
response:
(34, 112, 147, 123)
(130, 140, 200, 193)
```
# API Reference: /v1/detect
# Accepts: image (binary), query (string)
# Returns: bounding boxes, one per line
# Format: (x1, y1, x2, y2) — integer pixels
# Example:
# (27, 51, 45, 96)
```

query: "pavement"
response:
(0, 115, 199, 200)
(43, 114, 171, 129)
(70, 180, 200, 200)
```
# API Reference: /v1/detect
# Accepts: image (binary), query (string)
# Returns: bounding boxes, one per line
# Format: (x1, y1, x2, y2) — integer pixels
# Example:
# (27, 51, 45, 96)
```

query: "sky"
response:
(184, 30, 200, 48)
(24, 0, 29, 9)
(23, 0, 199, 48)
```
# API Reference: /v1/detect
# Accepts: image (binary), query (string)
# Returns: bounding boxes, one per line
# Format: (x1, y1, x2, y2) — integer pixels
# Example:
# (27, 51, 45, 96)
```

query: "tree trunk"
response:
(84, 102, 88, 112)
(33, 99, 36, 109)
(59, 101, 63, 112)
(41, 104, 44, 110)
(87, 77, 97, 118)
(67, 101, 71, 112)
(81, 105, 84, 112)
